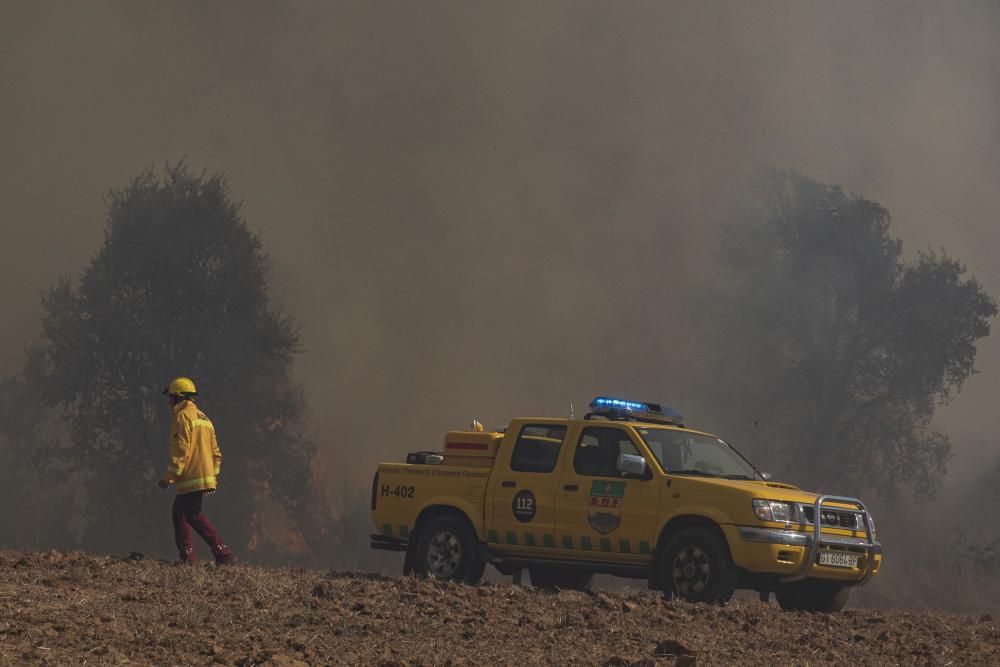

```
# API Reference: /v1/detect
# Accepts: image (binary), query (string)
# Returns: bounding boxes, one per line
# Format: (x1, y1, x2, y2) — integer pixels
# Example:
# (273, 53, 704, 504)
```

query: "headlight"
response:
(752, 499, 798, 523)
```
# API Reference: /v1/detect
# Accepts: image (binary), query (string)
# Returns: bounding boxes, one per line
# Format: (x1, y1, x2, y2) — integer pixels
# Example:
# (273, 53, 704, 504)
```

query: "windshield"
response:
(636, 427, 758, 479)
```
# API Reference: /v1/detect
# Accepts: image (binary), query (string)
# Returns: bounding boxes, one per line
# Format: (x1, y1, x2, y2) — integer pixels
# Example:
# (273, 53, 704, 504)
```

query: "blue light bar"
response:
(592, 397, 647, 411)
(588, 396, 684, 425)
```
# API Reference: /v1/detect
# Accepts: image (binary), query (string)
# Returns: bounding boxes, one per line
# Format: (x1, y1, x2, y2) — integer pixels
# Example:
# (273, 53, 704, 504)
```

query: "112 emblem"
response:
(512, 490, 536, 523)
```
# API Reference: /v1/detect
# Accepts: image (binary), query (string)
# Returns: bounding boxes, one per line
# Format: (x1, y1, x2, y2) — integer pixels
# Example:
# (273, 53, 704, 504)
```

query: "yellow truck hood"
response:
(676, 476, 857, 508)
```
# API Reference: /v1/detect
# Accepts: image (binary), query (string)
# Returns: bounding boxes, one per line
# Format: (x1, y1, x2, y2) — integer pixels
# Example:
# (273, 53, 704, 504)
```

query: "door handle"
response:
(501, 481, 516, 488)
(563, 484, 579, 492)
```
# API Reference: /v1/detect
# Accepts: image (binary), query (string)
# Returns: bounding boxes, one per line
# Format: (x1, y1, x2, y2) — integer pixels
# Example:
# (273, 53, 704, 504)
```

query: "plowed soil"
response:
(0, 550, 997, 666)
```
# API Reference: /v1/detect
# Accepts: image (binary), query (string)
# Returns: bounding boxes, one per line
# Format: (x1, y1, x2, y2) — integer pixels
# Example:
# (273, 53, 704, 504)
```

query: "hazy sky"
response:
(2, 1, 999, 485)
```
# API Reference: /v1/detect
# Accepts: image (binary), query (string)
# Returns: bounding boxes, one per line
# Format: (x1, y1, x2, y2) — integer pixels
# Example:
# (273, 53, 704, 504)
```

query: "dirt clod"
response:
(654, 639, 695, 657)
(261, 654, 309, 667)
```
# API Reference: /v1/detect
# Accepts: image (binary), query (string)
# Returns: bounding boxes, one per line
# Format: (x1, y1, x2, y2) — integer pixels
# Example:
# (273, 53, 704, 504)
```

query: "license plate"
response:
(819, 551, 859, 568)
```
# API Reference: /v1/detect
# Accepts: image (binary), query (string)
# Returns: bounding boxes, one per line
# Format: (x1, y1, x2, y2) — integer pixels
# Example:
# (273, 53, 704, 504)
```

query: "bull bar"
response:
(738, 494, 881, 586)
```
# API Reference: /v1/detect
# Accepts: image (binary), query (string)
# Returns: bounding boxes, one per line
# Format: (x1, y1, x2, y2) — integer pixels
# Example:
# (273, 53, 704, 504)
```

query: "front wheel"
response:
(776, 581, 850, 612)
(658, 527, 738, 603)
(413, 515, 485, 584)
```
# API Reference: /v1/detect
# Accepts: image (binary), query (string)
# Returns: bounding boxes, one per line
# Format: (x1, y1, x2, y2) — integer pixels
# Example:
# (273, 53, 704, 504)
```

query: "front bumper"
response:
(730, 527, 882, 584)
(739, 526, 881, 551)
(731, 495, 882, 586)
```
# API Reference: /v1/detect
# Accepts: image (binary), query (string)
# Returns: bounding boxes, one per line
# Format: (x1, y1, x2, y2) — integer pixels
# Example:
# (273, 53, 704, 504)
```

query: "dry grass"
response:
(0, 549, 998, 666)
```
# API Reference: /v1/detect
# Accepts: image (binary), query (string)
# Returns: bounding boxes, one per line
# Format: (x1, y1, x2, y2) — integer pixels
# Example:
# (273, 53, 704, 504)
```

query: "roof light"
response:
(587, 396, 683, 425)
(592, 397, 647, 411)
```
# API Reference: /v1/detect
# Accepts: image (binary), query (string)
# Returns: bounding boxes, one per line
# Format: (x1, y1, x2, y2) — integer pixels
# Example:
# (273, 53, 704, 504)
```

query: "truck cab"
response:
(371, 397, 881, 611)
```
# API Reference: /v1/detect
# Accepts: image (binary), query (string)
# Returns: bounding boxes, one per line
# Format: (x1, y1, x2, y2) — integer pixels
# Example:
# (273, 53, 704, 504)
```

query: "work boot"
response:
(213, 543, 236, 566)
(215, 553, 237, 566)
(175, 547, 198, 565)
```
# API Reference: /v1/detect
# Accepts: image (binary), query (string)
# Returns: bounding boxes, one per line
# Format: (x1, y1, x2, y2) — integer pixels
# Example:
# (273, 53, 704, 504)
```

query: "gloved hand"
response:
(205, 489, 216, 496)
(158, 479, 170, 489)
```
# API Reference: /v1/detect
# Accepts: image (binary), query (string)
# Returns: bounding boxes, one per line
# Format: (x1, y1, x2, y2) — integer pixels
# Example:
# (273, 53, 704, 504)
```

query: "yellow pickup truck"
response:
(370, 397, 881, 611)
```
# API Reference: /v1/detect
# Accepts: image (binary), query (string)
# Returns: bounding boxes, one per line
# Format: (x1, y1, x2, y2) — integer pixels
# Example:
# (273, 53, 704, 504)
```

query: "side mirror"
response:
(617, 453, 648, 478)
(760, 471, 772, 481)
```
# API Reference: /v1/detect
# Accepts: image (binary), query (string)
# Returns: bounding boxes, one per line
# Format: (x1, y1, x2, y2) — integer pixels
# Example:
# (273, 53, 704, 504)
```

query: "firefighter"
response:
(158, 377, 236, 565)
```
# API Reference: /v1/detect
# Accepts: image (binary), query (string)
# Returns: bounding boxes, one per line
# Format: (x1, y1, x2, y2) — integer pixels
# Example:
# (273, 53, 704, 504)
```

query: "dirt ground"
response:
(0, 550, 997, 666)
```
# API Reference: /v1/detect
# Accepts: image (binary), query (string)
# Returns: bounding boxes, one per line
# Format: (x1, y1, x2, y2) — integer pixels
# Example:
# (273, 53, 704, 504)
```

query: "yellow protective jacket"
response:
(162, 400, 222, 495)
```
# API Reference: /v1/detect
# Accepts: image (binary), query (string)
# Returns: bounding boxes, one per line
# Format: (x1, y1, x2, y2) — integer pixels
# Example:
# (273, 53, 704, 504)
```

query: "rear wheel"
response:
(658, 527, 738, 603)
(776, 581, 850, 612)
(528, 565, 594, 591)
(413, 515, 485, 584)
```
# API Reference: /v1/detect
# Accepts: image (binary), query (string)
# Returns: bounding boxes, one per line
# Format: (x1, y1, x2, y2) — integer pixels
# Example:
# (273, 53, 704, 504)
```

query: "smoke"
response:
(2, 1, 1000, 501)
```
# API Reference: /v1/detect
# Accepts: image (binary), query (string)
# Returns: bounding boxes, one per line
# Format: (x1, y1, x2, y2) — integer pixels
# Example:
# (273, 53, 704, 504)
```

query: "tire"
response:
(776, 581, 850, 612)
(528, 565, 594, 591)
(413, 515, 485, 584)
(658, 527, 738, 603)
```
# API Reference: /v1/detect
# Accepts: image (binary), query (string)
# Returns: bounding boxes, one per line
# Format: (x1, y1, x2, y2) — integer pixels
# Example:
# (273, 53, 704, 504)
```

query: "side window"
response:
(510, 424, 567, 473)
(573, 427, 639, 478)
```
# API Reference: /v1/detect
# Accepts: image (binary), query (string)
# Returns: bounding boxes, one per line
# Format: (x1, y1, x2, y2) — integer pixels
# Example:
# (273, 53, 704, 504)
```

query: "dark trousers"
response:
(172, 491, 233, 562)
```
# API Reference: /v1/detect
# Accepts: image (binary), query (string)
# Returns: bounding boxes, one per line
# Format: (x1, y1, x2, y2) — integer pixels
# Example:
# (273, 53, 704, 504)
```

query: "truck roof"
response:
(508, 416, 719, 440)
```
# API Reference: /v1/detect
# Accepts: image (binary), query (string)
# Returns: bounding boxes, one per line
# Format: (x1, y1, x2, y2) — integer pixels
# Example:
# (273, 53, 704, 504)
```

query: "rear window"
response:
(510, 424, 567, 473)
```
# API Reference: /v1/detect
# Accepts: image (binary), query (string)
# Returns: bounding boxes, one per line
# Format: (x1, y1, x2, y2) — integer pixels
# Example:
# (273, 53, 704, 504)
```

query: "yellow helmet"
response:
(163, 376, 198, 397)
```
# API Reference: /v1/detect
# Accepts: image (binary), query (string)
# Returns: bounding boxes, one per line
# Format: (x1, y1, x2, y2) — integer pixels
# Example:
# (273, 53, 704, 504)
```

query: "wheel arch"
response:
(412, 503, 482, 544)
(655, 514, 733, 559)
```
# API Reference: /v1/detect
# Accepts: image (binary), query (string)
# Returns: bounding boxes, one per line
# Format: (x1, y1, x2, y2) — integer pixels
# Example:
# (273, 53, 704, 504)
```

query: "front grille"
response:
(800, 506, 860, 529)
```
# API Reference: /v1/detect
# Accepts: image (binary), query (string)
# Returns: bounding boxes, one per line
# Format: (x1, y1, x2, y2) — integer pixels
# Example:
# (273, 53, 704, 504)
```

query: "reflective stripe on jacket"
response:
(162, 400, 222, 495)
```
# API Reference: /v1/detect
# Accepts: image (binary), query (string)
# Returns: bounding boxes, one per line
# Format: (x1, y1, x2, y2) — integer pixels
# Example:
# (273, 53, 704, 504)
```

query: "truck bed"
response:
(372, 462, 493, 543)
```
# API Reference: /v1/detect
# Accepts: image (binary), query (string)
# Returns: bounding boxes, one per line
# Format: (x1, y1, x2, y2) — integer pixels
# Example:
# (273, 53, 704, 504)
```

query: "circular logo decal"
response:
(512, 490, 536, 523)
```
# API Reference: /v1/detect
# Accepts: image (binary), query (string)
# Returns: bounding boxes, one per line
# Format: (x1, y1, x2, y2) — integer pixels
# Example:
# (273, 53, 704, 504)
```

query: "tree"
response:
(0, 358, 75, 549)
(700, 169, 996, 499)
(15, 163, 330, 556)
